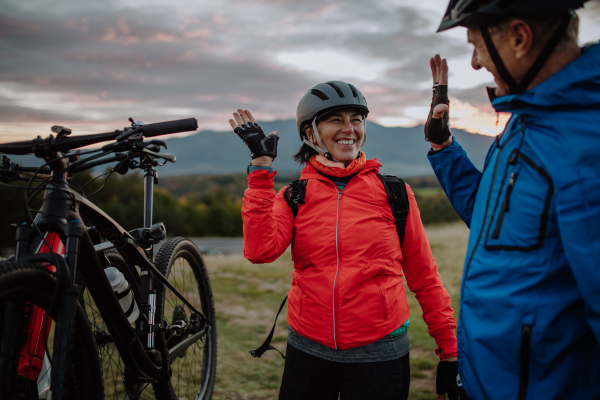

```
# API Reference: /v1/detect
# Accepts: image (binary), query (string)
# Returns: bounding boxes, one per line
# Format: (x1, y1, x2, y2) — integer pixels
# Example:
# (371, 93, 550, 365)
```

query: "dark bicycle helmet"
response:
(295, 81, 370, 162)
(436, 0, 590, 95)
(296, 81, 369, 139)
(437, 0, 588, 32)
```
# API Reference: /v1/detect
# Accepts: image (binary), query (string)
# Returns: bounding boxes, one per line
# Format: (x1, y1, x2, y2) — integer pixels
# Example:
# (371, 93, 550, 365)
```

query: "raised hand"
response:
(229, 109, 279, 166)
(425, 54, 452, 147)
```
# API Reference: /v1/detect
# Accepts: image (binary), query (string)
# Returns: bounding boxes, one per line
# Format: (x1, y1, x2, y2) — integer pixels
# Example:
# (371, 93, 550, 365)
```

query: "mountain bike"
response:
(0, 118, 217, 400)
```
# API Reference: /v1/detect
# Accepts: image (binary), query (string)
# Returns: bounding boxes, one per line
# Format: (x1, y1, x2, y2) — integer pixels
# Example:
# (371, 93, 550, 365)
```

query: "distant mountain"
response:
(3, 120, 495, 178)
(154, 119, 494, 177)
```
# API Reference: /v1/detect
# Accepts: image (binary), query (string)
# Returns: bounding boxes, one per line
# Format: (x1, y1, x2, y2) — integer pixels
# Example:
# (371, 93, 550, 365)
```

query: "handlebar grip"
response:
(141, 118, 198, 138)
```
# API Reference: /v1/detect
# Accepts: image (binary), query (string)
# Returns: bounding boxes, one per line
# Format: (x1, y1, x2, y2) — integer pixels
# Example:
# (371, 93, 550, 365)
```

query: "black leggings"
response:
(279, 344, 410, 400)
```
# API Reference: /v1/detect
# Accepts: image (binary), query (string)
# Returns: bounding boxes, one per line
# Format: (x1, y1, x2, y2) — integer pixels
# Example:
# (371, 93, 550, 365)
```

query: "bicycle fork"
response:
(4, 220, 83, 399)
(17, 232, 63, 382)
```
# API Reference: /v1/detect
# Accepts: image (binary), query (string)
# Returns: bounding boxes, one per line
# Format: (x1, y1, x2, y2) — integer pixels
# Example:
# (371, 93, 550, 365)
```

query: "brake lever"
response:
(140, 140, 167, 149)
(142, 149, 176, 163)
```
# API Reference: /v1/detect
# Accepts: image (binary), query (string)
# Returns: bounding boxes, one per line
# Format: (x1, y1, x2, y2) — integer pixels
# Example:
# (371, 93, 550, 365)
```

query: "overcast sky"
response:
(1, 0, 599, 143)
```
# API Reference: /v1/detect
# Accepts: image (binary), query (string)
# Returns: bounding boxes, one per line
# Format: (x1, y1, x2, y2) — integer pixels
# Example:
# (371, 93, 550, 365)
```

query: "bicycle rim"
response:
(152, 238, 217, 400)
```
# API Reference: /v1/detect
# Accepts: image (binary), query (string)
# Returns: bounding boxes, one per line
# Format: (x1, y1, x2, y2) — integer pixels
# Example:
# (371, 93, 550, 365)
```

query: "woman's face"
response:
(307, 108, 365, 163)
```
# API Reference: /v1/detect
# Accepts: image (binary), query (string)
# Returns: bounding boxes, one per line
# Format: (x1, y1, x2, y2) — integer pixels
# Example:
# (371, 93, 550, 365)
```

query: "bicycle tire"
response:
(151, 237, 217, 400)
(80, 251, 151, 400)
(0, 261, 104, 400)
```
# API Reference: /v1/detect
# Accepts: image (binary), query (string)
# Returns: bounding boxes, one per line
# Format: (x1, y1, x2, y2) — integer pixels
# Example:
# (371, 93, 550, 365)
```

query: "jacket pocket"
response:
(517, 324, 532, 400)
(485, 150, 554, 251)
(374, 274, 388, 321)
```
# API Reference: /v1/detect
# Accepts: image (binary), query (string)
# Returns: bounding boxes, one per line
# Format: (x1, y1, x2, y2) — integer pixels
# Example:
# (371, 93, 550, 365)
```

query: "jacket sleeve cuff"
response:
(433, 330, 458, 359)
(428, 137, 455, 156)
(247, 169, 277, 190)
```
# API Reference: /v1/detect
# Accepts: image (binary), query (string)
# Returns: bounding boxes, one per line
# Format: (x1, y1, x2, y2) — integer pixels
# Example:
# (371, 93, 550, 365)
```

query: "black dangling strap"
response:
(518, 12, 572, 92)
(482, 12, 572, 95)
(249, 295, 288, 359)
(480, 27, 520, 93)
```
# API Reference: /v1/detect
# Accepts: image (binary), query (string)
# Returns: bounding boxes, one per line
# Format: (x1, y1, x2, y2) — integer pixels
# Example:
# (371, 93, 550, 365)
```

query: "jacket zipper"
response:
(332, 187, 342, 349)
(492, 172, 518, 239)
(374, 274, 388, 321)
(517, 324, 532, 400)
(461, 125, 522, 296)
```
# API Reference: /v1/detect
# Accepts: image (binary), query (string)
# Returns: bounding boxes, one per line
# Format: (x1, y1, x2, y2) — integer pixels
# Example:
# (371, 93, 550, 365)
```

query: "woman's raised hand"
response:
(229, 109, 279, 167)
(425, 55, 452, 148)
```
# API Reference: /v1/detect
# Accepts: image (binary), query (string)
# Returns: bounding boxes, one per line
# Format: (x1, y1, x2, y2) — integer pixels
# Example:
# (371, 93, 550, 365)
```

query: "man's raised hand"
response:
(425, 55, 452, 148)
(229, 109, 278, 166)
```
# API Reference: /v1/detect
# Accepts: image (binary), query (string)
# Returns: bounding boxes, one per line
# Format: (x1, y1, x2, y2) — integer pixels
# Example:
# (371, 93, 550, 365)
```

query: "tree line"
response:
(0, 172, 460, 254)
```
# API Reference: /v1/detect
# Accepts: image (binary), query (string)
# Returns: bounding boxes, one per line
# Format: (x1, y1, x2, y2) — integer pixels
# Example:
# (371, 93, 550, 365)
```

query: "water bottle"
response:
(105, 267, 139, 323)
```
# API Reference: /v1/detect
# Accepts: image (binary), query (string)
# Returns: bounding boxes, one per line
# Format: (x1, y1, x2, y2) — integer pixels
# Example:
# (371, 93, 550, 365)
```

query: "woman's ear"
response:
(304, 126, 316, 144)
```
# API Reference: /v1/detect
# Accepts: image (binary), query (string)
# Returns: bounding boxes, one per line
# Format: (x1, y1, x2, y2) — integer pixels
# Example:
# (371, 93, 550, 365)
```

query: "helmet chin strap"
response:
(481, 12, 572, 96)
(305, 117, 341, 162)
(303, 116, 368, 164)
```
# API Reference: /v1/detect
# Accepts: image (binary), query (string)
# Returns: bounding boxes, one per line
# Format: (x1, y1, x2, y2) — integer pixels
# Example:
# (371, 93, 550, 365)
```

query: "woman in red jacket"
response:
(230, 81, 459, 400)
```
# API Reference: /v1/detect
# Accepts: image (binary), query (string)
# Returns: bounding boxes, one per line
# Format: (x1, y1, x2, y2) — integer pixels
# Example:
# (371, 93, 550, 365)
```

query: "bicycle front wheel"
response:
(151, 237, 217, 400)
(0, 261, 104, 400)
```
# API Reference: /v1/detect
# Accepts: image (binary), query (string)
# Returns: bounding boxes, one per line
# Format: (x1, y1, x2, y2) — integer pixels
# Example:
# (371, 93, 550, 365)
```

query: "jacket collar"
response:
(299, 158, 382, 181)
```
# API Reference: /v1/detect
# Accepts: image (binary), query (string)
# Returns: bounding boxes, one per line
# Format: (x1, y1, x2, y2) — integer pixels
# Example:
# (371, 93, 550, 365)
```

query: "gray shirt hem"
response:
(287, 326, 411, 363)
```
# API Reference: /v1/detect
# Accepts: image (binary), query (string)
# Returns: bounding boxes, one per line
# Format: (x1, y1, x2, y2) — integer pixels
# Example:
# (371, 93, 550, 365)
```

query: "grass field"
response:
(206, 221, 470, 400)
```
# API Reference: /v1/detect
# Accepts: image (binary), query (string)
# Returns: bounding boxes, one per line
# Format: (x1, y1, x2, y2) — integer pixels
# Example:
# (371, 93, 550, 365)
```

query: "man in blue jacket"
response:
(424, 1, 600, 399)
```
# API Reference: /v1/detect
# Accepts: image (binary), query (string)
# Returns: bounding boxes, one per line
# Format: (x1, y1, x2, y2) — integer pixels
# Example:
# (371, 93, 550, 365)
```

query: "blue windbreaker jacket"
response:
(428, 43, 600, 400)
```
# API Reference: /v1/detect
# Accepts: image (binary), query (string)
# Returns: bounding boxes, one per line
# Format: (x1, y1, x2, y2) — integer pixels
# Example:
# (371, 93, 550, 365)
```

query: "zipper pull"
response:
(502, 172, 518, 212)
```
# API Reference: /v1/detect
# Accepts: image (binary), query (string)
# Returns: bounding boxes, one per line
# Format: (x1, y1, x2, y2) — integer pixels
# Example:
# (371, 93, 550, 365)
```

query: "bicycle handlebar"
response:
(0, 118, 198, 155)
(141, 118, 198, 137)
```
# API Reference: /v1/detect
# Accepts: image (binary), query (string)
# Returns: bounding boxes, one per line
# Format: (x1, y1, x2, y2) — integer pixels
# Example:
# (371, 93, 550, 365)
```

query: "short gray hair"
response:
(488, 11, 580, 50)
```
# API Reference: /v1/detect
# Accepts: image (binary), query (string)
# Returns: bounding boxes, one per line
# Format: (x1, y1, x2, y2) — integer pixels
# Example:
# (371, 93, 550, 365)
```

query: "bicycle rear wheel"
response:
(0, 261, 104, 400)
(151, 237, 217, 400)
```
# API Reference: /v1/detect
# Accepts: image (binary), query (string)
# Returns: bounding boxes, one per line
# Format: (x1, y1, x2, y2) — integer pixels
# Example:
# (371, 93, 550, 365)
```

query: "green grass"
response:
(205, 221, 470, 400)
(412, 187, 442, 198)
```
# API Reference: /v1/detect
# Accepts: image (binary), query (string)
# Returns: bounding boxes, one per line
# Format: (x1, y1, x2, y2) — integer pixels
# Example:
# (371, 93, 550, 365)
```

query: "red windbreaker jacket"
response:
(242, 159, 457, 358)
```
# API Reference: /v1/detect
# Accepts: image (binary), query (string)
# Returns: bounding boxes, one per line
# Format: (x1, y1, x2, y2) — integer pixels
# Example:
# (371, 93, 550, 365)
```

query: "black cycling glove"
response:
(436, 361, 469, 400)
(424, 84, 451, 145)
(234, 122, 279, 160)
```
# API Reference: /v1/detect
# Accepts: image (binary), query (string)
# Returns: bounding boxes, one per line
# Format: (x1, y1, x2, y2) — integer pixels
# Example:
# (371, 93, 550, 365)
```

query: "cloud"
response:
(0, 0, 598, 143)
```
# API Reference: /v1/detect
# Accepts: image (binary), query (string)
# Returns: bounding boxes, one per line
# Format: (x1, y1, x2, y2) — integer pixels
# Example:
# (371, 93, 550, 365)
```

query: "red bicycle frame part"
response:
(17, 232, 63, 380)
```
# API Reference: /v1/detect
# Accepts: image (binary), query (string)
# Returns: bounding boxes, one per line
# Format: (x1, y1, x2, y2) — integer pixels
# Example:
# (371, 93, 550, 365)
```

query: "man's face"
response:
(308, 108, 365, 163)
(468, 28, 514, 97)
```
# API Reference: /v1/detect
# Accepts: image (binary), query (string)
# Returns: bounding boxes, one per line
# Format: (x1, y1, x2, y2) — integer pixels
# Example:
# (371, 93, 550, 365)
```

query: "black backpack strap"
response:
(283, 180, 307, 218)
(377, 173, 410, 246)
(249, 295, 288, 359)
(250, 180, 306, 359)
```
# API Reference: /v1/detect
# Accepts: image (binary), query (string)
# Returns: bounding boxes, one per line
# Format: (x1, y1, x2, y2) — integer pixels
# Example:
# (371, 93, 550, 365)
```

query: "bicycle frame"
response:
(14, 156, 207, 385)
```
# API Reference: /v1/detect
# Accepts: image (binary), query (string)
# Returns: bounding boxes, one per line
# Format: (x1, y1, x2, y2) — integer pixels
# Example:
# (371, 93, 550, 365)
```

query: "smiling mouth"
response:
(336, 139, 355, 145)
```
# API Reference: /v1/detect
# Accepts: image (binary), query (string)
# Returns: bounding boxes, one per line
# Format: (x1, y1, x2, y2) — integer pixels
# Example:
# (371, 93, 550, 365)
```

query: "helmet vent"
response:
(310, 89, 329, 101)
(348, 84, 359, 98)
(326, 82, 345, 98)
